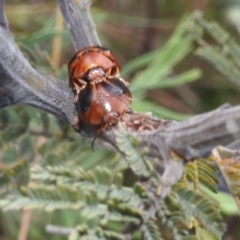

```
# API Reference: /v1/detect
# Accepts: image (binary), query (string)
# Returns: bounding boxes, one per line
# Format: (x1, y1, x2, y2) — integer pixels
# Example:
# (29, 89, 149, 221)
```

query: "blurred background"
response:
(6, 0, 240, 115)
(1, 0, 240, 239)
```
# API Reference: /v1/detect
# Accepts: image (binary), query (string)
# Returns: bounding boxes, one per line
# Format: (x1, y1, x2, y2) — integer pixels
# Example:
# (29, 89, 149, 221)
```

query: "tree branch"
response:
(102, 103, 240, 196)
(0, 26, 76, 124)
(56, 0, 101, 51)
(1, 0, 240, 238)
(0, 0, 7, 28)
(103, 103, 240, 161)
(0, 0, 239, 192)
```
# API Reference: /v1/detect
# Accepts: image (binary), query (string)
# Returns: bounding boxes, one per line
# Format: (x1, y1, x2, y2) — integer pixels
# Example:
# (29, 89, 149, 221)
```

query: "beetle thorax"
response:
(87, 67, 106, 84)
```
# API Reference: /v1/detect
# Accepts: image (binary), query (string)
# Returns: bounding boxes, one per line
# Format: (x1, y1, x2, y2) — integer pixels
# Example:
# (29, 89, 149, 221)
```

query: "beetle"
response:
(68, 46, 130, 101)
(68, 46, 132, 136)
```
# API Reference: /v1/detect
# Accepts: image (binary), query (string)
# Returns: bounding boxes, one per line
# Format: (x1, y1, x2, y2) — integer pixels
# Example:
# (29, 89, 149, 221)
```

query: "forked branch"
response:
(0, 0, 239, 205)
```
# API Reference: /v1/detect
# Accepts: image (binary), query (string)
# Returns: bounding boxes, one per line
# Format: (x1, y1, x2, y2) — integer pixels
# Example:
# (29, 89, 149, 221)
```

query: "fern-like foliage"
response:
(184, 10, 240, 214)
(185, 11, 240, 86)
(185, 159, 218, 193)
(68, 225, 126, 240)
(213, 146, 240, 213)
(116, 126, 225, 239)
(176, 188, 224, 234)
(141, 220, 164, 240)
(116, 124, 153, 178)
(171, 159, 224, 239)
(0, 12, 234, 240)
(0, 107, 225, 239)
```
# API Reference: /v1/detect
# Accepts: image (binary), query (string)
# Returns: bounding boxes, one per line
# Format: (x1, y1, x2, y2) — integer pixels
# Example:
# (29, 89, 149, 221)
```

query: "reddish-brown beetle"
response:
(68, 46, 132, 137)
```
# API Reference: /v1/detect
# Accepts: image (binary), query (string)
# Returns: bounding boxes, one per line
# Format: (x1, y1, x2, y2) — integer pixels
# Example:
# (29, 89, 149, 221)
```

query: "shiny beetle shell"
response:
(68, 46, 132, 132)
(78, 77, 132, 127)
(68, 46, 121, 96)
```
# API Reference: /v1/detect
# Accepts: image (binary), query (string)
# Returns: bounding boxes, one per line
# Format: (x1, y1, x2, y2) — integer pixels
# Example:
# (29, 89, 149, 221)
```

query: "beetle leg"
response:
(106, 75, 129, 87)
(103, 111, 120, 127)
(106, 68, 120, 78)
(92, 111, 119, 151)
(91, 124, 108, 152)
(91, 111, 118, 152)
(125, 107, 133, 113)
(72, 79, 87, 102)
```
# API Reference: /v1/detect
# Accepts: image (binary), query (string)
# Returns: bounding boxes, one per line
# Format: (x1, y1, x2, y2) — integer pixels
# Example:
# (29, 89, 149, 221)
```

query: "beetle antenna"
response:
(91, 125, 108, 152)
(91, 127, 103, 152)
(91, 135, 98, 152)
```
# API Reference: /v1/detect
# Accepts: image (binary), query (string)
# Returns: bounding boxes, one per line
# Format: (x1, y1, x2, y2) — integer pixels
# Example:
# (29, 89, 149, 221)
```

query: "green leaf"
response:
(115, 124, 152, 177)
(157, 69, 202, 88)
(131, 101, 190, 120)
(141, 220, 163, 240)
(186, 10, 240, 86)
(175, 188, 225, 237)
(196, 227, 221, 240)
